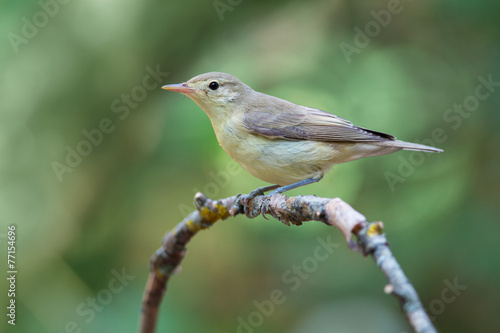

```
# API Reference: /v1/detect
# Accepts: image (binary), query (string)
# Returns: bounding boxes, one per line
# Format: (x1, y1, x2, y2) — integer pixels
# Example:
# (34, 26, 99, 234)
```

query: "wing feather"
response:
(243, 106, 395, 142)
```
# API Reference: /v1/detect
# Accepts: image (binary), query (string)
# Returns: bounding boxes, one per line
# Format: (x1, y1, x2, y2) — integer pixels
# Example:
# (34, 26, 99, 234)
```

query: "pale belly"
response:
(234, 139, 339, 185)
(214, 122, 399, 186)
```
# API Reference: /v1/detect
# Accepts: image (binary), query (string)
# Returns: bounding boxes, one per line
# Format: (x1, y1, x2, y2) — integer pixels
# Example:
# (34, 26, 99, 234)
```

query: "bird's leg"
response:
(243, 184, 280, 204)
(268, 175, 323, 195)
(256, 176, 323, 218)
(238, 176, 323, 218)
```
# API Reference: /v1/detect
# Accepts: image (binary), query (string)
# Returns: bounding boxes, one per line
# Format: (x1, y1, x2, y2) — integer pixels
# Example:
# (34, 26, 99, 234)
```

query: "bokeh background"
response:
(1, 0, 499, 332)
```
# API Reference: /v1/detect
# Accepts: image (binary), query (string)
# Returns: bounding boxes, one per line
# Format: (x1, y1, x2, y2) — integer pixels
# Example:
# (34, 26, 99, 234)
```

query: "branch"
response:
(139, 192, 437, 333)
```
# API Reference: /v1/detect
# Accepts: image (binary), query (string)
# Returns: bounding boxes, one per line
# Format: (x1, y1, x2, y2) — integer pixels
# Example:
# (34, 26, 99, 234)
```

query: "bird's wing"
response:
(242, 106, 396, 142)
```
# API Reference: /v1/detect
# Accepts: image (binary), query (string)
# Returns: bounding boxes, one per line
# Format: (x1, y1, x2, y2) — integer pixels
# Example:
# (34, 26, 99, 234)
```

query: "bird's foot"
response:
(232, 184, 281, 218)
(238, 188, 267, 218)
(257, 194, 274, 219)
(244, 192, 284, 219)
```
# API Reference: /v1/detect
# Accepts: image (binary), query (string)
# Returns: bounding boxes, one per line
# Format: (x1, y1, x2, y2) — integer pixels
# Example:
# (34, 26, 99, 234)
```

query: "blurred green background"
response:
(1, 0, 499, 332)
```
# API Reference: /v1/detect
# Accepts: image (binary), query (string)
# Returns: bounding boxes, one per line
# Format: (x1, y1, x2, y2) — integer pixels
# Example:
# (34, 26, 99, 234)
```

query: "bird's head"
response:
(162, 72, 252, 119)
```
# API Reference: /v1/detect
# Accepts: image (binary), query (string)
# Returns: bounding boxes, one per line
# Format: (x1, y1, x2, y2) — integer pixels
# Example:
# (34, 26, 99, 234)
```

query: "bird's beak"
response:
(162, 83, 196, 94)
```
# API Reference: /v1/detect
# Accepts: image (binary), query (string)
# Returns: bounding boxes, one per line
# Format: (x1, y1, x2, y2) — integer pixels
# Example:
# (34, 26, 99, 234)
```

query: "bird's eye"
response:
(208, 81, 219, 90)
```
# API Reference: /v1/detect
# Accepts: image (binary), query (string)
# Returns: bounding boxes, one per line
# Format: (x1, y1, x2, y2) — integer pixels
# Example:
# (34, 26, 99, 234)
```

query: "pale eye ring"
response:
(208, 81, 219, 90)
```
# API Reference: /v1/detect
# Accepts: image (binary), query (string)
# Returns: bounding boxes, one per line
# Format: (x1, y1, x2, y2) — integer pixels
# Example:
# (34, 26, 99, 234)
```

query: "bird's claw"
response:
(238, 189, 272, 218)
(259, 194, 272, 219)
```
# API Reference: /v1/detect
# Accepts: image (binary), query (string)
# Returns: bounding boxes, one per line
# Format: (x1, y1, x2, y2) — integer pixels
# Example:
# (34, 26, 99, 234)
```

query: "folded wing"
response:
(242, 106, 396, 142)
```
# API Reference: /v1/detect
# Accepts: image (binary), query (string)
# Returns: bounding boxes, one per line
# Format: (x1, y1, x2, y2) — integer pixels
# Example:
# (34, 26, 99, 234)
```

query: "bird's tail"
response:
(376, 140, 443, 153)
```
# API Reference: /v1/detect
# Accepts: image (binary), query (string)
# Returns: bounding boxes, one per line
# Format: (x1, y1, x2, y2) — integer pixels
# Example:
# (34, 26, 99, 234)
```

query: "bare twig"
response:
(139, 192, 436, 333)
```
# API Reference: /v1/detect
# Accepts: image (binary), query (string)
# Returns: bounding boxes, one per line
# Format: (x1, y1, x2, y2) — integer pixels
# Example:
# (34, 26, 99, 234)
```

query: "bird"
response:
(162, 72, 442, 207)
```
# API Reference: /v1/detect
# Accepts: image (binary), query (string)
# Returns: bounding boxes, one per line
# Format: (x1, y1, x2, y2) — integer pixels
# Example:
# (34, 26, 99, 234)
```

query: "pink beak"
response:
(161, 83, 196, 94)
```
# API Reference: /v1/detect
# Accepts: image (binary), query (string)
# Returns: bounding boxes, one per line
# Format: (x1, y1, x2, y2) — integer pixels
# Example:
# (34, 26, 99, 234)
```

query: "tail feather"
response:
(376, 140, 443, 153)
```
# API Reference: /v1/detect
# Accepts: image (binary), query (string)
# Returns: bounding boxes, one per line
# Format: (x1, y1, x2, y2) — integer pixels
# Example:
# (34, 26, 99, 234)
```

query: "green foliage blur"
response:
(1, 0, 499, 332)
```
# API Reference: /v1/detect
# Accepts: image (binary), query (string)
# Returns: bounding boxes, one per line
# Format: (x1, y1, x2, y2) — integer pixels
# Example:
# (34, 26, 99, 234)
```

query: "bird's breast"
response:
(211, 119, 338, 185)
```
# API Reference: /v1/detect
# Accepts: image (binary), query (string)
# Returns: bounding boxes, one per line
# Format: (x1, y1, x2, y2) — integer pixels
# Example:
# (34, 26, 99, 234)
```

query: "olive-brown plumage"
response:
(163, 72, 442, 192)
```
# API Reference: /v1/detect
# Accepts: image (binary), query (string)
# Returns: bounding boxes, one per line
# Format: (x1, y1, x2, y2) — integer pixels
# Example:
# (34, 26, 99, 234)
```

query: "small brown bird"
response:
(163, 72, 442, 200)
